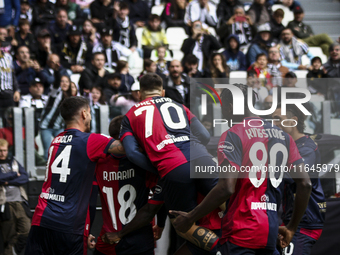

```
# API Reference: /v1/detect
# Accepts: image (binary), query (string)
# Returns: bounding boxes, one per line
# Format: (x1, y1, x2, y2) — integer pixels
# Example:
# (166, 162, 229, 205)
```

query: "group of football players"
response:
(23, 73, 325, 255)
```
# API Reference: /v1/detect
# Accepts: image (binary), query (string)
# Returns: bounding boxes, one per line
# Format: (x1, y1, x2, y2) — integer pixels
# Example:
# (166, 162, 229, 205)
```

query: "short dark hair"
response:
(18, 19, 30, 27)
(285, 71, 297, 78)
(92, 52, 105, 60)
(247, 70, 257, 77)
(56, 7, 68, 16)
(273, 8, 284, 18)
(311, 56, 322, 65)
(281, 27, 292, 34)
(109, 115, 124, 138)
(143, 59, 154, 70)
(149, 14, 161, 22)
(277, 103, 306, 133)
(256, 53, 267, 61)
(107, 73, 121, 80)
(140, 73, 163, 92)
(116, 60, 128, 73)
(60, 96, 90, 123)
(329, 42, 340, 53)
(119, 1, 129, 10)
(184, 54, 198, 65)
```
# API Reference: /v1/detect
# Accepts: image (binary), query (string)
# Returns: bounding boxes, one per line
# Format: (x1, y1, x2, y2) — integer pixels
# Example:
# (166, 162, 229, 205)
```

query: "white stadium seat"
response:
(166, 27, 188, 50)
(172, 50, 184, 61)
(294, 70, 308, 88)
(135, 27, 144, 49)
(70, 74, 81, 86)
(229, 71, 247, 84)
(151, 5, 165, 16)
(308, 47, 328, 64)
(272, 4, 294, 27)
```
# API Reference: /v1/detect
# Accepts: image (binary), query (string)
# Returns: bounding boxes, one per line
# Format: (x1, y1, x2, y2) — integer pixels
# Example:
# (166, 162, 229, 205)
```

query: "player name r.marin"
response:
(103, 168, 135, 181)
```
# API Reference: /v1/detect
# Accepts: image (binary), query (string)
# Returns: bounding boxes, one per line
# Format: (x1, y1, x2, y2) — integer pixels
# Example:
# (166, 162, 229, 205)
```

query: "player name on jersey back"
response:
(103, 168, 135, 181)
(245, 128, 286, 140)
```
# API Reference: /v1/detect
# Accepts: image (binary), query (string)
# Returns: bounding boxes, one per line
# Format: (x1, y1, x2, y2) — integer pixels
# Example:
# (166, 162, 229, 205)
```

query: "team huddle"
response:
(24, 74, 325, 255)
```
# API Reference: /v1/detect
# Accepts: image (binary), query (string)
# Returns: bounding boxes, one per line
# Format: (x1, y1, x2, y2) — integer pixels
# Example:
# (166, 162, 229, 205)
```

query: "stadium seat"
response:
(272, 4, 294, 27)
(150, 49, 173, 62)
(207, 27, 216, 37)
(229, 71, 247, 84)
(294, 70, 308, 88)
(70, 74, 81, 86)
(308, 47, 328, 64)
(135, 27, 144, 49)
(151, 5, 165, 16)
(172, 50, 184, 61)
(166, 27, 188, 50)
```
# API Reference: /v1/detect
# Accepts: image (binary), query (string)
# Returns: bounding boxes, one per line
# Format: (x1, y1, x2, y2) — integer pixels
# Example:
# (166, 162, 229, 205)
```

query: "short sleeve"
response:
(87, 133, 114, 162)
(119, 115, 134, 141)
(217, 131, 243, 171)
(287, 136, 303, 166)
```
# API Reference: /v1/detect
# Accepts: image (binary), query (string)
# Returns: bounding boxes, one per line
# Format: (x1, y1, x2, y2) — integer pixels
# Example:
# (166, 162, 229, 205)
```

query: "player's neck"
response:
(142, 94, 161, 100)
(291, 130, 305, 141)
(66, 123, 85, 132)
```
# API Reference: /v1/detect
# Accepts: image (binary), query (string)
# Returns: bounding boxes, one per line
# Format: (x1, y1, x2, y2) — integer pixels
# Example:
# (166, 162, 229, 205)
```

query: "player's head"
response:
(109, 115, 124, 140)
(272, 104, 306, 135)
(139, 73, 164, 100)
(0, 139, 9, 160)
(220, 83, 257, 123)
(60, 96, 91, 132)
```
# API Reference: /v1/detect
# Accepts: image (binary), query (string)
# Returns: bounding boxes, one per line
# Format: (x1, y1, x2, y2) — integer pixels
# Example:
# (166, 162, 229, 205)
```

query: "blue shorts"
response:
(25, 226, 84, 255)
(218, 241, 274, 255)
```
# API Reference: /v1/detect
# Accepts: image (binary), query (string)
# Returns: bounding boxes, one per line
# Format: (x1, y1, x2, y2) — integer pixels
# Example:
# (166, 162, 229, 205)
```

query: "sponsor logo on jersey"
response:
(40, 187, 65, 202)
(156, 135, 189, 150)
(218, 141, 234, 153)
(251, 194, 277, 211)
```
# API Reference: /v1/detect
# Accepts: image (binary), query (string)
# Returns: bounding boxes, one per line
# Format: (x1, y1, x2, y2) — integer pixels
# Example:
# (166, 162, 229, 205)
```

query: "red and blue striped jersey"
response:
(217, 118, 303, 250)
(32, 129, 114, 235)
(95, 155, 158, 255)
(120, 96, 209, 178)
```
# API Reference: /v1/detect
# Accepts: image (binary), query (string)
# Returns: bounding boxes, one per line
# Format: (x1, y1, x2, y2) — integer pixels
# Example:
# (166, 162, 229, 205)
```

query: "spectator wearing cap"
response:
(247, 23, 275, 65)
(267, 45, 288, 87)
(287, 6, 333, 57)
(217, 5, 255, 49)
(184, 0, 218, 28)
(55, 0, 87, 26)
(128, 0, 150, 28)
(78, 52, 109, 95)
(0, 0, 20, 35)
(274, 0, 301, 12)
(270, 8, 285, 40)
(103, 73, 123, 104)
(34, 29, 57, 68)
(13, 19, 37, 55)
(222, 34, 247, 71)
(111, 81, 140, 114)
(93, 27, 132, 71)
(90, 0, 114, 27)
(278, 27, 313, 70)
(217, 0, 243, 29)
(14, 45, 42, 95)
(48, 9, 71, 48)
(32, 0, 56, 34)
(181, 20, 221, 72)
(247, 0, 272, 27)
(142, 14, 169, 59)
(19, 0, 33, 25)
(40, 53, 69, 94)
(58, 25, 92, 73)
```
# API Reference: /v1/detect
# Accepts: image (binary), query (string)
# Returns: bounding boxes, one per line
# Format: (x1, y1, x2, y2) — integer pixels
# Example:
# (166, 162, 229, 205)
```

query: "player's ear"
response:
(161, 89, 165, 97)
(82, 108, 87, 119)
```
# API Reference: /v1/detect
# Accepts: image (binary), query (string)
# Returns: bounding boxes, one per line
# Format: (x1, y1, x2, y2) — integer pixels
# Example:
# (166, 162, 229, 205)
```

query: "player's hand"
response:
(153, 225, 164, 241)
(87, 234, 96, 249)
(169, 210, 194, 233)
(277, 226, 295, 248)
(101, 232, 121, 245)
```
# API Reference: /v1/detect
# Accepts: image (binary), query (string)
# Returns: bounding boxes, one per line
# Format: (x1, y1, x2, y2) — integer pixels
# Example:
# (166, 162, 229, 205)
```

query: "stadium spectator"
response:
(307, 56, 327, 95)
(127, 0, 150, 28)
(217, 5, 255, 48)
(324, 43, 340, 78)
(93, 27, 132, 71)
(164, 60, 190, 107)
(246, 70, 268, 109)
(0, 138, 31, 255)
(116, 60, 134, 92)
(287, 6, 333, 56)
(0, 27, 13, 54)
(111, 2, 138, 51)
(0, 0, 20, 34)
(247, 0, 272, 27)
(267, 45, 289, 87)
(138, 59, 158, 80)
(14, 45, 42, 95)
(217, 0, 243, 29)
(55, 0, 87, 26)
(222, 34, 247, 71)
(48, 9, 71, 47)
(89, 86, 106, 133)
(0, 43, 20, 111)
(40, 54, 69, 94)
(275, 0, 301, 11)
(111, 81, 140, 114)
(13, 19, 36, 55)
(141, 14, 169, 59)
(58, 25, 92, 73)
(283, 71, 298, 87)
(32, 0, 56, 34)
(278, 27, 313, 70)
(90, 0, 114, 27)
(270, 8, 285, 40)
(248, 53, 272, 90)
(19, 0, 33, 25)
(263, 94, 273, 110)
(69, 82, 78, 96)
(39, 69, 71, 159)
(183, 54, 202, 78)
(184, 0, 218, 28)
(155, 46, 170, 77)
(34, 29, 57, 68)
(204, 53, 230, 78)
(82, 19, 99, 46)
(78, 52, 108, 95)
(181, 20, 221, 72)
(104, 72, 123, 104)
(161, 0, 188, 32)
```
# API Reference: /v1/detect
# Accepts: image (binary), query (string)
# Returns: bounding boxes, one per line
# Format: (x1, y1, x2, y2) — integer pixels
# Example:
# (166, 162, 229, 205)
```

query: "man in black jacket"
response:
(78, 52, 109, 95)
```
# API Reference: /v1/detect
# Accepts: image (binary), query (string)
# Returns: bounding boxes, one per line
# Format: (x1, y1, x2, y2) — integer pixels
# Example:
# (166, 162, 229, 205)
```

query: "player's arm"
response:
(191, 117, 210, 145)
(170, 160, 238, 233)
(122, 136, 158, 174)
(279, 162, 312, 248)
(153, 203, 167, 240)
(107, 139, 125, 155)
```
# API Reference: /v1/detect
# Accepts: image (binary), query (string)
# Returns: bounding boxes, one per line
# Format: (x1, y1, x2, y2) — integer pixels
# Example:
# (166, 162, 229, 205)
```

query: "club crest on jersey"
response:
(218, 141, 234, 153)
(155, 185, 162, 194)
(261, 194, 269, 202)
